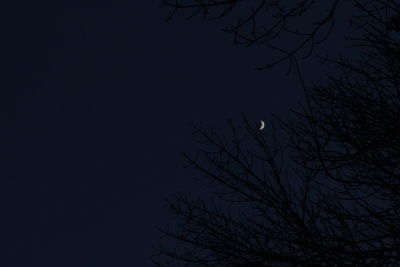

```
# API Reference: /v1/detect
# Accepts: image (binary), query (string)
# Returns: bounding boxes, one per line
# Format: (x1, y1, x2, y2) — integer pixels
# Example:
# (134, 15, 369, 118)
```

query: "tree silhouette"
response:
(153, 1, 400, 266)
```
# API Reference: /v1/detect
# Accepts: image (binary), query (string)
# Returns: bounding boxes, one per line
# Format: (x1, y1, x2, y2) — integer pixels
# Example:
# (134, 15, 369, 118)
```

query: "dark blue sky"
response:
(1, 1, 353, 266)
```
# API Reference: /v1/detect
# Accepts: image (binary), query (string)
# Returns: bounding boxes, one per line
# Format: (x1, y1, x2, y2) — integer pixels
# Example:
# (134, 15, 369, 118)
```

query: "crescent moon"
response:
(259, 120, 265, 130)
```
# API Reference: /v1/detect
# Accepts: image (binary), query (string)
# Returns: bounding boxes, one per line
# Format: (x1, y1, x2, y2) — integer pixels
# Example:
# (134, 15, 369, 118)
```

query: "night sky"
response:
(1, 1, 353, 266)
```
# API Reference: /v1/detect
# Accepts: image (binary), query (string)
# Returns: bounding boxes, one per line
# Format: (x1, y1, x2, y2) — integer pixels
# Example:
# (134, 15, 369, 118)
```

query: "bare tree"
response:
(153, 1, 400, 266)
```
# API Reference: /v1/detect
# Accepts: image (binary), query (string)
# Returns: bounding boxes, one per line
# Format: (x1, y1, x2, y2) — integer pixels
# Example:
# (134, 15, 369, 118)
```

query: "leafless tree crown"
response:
(153, 1, 400, 266)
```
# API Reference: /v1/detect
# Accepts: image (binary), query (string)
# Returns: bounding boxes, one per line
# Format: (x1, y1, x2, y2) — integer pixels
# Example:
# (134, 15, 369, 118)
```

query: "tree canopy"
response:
(153, 1, 400, 266)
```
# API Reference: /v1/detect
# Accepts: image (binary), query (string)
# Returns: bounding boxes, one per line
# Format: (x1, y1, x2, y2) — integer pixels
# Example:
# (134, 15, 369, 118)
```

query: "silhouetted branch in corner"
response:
(161, 0, 400, 73)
